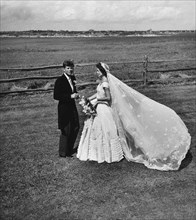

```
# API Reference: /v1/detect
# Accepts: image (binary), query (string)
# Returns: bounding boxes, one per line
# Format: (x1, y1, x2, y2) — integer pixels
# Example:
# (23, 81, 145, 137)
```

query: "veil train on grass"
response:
(107, 70, 191, 171)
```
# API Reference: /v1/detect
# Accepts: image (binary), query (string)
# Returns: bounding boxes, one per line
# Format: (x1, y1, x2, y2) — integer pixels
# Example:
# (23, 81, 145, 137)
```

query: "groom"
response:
(53, 60, 80, 157)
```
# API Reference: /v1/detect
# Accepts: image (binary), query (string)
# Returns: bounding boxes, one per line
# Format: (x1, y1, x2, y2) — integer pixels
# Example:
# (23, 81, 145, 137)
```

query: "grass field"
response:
(0, 33, 195, 68)
(0, 34, 196, 93)
(0, 84, 195, 220)
(0, 35, 196, 219)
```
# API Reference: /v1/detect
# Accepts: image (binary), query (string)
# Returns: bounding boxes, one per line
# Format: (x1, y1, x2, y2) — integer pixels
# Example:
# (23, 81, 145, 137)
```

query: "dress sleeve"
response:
(102, 81, 109, 88)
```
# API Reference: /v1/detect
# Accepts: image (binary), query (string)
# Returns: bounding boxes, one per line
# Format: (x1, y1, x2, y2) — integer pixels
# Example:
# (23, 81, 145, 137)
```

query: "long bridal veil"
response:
(102, 63, 191, 171)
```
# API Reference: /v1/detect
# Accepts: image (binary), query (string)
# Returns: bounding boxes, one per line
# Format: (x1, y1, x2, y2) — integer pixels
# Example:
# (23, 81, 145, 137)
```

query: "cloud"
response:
(134, 6, 181, 22)
(43, 1, 181, 23)
(0, 0, 195, 31)
(1, 1, 34, 21)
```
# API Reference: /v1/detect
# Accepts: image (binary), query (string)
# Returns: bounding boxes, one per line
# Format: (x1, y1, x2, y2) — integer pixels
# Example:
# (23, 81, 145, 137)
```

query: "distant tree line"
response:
(0, 29, 195, 37)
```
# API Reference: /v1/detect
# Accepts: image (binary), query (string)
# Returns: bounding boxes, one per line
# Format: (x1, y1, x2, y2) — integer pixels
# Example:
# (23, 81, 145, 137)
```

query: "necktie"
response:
(67, 75, 74, 92)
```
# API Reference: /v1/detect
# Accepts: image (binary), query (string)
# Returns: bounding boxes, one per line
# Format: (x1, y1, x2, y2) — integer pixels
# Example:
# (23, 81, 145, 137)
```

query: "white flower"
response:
(79, 96, 97, 117)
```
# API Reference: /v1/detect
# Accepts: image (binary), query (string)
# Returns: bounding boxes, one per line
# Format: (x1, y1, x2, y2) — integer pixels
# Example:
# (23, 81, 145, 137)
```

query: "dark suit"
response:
(53, 74, 79, 156)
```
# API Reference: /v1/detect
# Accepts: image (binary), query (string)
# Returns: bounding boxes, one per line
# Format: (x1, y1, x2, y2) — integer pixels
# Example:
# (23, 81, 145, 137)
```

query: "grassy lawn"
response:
(0, 84, 195, 220)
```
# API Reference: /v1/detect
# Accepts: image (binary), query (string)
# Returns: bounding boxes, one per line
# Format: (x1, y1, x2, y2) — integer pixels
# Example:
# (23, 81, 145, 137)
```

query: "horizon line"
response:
(1, 29, 195, 32)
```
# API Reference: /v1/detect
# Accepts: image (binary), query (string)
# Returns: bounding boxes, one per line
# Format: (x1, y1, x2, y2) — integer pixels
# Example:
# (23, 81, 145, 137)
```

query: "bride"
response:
(76, 62, 191, 171)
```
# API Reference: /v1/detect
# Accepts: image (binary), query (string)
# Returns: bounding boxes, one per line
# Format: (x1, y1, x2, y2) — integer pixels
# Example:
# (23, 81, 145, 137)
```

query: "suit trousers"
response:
(59, 113, 79, 157)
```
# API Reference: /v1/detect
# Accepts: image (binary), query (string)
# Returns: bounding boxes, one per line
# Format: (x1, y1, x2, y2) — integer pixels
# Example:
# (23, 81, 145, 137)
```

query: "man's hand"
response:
(71, 93, 80, 99)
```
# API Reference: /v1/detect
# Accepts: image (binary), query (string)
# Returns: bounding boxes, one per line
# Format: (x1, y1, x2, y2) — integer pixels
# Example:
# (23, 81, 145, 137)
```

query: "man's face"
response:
(64, 66, 74, 76)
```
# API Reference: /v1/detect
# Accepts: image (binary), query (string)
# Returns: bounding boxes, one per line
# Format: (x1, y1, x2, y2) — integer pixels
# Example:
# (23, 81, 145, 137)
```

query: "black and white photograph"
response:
(0, 0, 195, 219)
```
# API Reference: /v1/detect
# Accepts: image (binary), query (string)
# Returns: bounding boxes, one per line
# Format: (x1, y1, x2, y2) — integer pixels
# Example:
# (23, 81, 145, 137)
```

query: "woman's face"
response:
(96, 68, 103, 78)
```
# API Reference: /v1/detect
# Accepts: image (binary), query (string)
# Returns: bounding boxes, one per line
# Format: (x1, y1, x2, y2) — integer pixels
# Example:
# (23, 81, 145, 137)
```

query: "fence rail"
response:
(0, 80, 143, 95)
(148, 67, 196, 73)
(0, 56, 195, 95)
(0, 76, 59, 83)
(0, 58, 195, 72)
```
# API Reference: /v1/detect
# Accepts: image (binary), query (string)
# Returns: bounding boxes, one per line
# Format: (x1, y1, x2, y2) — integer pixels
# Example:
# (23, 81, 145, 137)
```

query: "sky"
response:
(0, 0, 195, 31)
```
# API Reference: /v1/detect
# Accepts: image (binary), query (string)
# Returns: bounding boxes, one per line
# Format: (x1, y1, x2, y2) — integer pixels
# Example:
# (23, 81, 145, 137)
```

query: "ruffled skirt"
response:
(77, 104, 124, 163)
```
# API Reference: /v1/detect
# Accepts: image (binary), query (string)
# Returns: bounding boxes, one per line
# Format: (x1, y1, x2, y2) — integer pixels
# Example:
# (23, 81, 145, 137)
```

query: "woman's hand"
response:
(90, 98, 97, 107)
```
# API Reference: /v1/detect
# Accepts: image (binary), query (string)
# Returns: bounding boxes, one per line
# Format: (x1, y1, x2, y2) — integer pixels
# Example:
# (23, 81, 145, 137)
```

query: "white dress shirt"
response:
(64, 73, 74, 92)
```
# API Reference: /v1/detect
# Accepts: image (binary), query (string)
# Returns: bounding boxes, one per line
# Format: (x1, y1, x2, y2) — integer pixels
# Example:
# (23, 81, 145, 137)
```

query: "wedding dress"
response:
(77, 63, 191, 171)
(77, 81, 124, 163)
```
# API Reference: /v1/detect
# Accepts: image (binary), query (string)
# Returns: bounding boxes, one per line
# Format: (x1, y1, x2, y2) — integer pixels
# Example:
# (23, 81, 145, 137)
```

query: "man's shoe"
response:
(59, 155, 66, 158)
(72, 148, 78, 154)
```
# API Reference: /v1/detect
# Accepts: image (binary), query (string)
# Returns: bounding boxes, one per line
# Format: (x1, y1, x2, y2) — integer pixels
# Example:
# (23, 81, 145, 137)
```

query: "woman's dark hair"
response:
(96, 62, 107, 77)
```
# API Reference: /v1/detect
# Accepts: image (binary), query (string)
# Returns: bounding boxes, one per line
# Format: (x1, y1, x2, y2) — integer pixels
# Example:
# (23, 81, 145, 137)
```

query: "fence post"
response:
(143, 55, 148, 85)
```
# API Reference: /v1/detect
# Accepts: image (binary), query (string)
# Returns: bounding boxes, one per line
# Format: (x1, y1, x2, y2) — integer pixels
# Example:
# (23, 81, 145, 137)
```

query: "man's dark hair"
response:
(63, 60, 74, 68)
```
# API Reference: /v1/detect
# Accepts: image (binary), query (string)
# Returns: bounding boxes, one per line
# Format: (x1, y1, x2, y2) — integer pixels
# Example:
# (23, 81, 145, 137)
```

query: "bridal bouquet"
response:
(79, 96, 97, 117)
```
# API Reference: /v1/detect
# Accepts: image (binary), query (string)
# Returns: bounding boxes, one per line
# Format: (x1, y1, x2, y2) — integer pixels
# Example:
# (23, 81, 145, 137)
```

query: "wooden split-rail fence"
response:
(0, 56, 195, 95)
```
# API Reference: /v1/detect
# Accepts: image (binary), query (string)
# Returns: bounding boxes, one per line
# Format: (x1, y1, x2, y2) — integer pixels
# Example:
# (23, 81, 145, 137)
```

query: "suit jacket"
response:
(53, 74, 78, 129)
